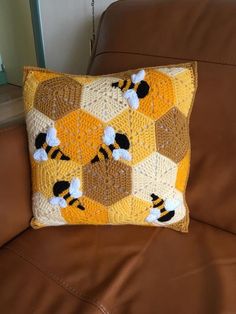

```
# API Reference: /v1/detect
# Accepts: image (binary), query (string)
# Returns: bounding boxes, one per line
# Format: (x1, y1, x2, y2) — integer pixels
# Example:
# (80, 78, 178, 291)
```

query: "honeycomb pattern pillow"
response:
(23, 63, 197, 232)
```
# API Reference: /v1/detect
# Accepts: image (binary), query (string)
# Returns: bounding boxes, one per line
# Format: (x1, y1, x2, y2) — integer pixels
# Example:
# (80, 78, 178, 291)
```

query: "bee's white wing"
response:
(164, 198, 181, 212)
(69, 178, 82, 198)
(145, 208, 160, 223)
(33, 148, 48, 161)
(102, 126, 116, 145)
(145, 214, 157, 223)
(49, 196, 67, 208)
(112, 148, 132, 161)
(123, 89, 139, 109)
(131, 69, 145, 84)
(46, 127, 60, 147)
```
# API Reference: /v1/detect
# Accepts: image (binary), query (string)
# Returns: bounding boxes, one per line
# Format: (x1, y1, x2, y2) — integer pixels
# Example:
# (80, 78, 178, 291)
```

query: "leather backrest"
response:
(0, 124, 32, 246)
(88, 0, 236, 234)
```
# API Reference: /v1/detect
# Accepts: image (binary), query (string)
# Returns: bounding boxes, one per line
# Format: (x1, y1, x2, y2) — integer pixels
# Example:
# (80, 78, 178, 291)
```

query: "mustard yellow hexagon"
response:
(108, 195, 151, 225)
(61, 197, 108, 224)
(32, 159, 82, 197)
(109, 108, 156, 165)
(137, 69, 175, 120)
(157, 66, 195, 117)
(56, 109, 104, 165)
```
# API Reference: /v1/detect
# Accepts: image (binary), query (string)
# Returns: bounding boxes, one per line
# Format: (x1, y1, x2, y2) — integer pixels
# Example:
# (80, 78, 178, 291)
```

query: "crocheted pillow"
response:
(23, 63, 197, 232)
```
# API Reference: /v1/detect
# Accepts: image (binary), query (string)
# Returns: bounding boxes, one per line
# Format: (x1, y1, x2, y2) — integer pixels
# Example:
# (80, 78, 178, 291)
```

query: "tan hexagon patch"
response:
(155, 107, 189, 163)
(83, 160, 132, 206)
(35, 76, 82, 120)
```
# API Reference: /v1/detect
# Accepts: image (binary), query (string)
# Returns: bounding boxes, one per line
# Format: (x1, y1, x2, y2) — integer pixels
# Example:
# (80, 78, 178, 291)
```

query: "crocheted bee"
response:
(33, 127, 70, 162)
(91, 126, 131, 163)
(112, 69, 150, 109)
(146, 194, 181, 223)
(50, 178, 85, 210)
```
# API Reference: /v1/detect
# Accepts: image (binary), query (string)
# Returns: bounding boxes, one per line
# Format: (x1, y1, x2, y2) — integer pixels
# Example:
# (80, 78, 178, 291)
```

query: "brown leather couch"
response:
(0, 1, 236, 313)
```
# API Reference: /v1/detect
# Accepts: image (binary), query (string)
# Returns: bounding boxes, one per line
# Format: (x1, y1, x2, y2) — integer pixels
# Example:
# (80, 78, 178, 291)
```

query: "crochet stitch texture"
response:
(24, 63, 197, 232)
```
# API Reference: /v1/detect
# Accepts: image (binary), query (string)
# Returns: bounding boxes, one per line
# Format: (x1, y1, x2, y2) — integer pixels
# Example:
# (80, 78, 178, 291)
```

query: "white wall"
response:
(40, 0, 116, 74)
(0, 0, 37, 85)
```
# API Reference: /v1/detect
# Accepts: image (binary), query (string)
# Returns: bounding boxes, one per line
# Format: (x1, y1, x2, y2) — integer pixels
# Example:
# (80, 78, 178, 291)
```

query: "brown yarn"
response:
(155, 107, 189, 163)
(34, 76, 82, 120)
(83, 160, 132, 206)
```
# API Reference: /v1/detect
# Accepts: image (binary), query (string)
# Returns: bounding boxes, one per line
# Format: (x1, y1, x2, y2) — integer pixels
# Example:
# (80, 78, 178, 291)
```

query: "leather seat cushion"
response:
(1, 221, 236, 314)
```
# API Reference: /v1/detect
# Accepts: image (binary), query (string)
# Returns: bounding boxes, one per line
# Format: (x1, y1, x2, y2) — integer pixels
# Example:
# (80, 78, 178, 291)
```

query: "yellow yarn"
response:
(108, 195, 151, 225)
(176, 150, 191, 192)
(110, 108, 156, 164)
(32, 159, 82, 197)
(23, 63, 197, 232)
(61, 197, 108, 224)
(32, 71, 60, 83)
(137, 69, 175, 120)
(56, 109, 104, 165)
(23, 72, 39, 113)
(173, 69, 195, 117)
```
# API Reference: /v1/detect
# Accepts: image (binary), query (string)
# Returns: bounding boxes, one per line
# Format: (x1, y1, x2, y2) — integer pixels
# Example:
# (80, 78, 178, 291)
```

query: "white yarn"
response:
(103, 126, 116, 145)
(164, 198, 181, 212)
(123, 89, 139, 109)
(33, 148, 48, 161)
(131, 69, 145, 84)
(112, 148, 132, 161)
(69, 178, 82, 198)
(145, 208, 161, 223)
(46, 127, 60, 147)
(158, 67, 185, 77)
(49, 196, 67, 208)
(32, 192, 66, 226)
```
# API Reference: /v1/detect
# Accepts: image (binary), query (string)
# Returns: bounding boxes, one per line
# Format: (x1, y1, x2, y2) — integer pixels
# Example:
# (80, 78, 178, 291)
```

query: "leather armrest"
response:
(0, 123, 32, 246)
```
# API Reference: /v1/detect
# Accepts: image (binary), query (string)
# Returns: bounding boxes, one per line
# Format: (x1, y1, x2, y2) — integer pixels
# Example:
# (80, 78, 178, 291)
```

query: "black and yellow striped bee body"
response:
(112, 78, 150, 99)
(53, 181, 85, 210)
(35, 133, 70, 160)
(151, 193, 175, 222)
(91, 133, 130, 163)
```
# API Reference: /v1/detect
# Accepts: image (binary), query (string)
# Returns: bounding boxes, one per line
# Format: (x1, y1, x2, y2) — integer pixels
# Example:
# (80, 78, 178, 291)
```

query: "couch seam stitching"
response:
(92, 50, 236, 67)
(4, 246, 109, 314)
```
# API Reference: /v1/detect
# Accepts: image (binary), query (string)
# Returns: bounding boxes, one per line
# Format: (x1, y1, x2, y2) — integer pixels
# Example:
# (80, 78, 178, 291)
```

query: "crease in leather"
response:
(184, 1, 208, 45)
(97, 252, 141, 305)
(171, 257, 236, 281)
(88, 7, 106, 73)
(138, 227, 160, 256)
(3, 245, 110, 314)
(190, 217, 236, 237)
(92, 50, 236, 67)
